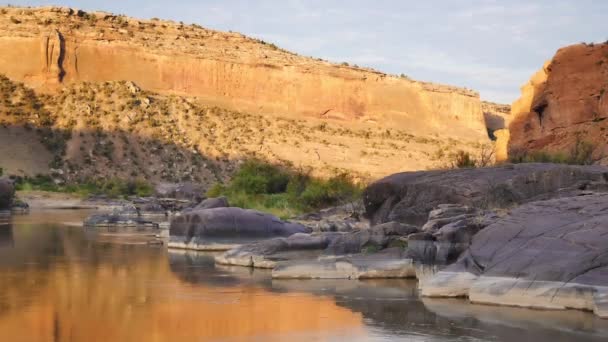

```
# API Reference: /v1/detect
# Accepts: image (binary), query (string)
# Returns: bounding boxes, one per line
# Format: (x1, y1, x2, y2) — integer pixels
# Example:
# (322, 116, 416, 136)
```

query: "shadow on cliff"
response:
(0, 123, 236, 186)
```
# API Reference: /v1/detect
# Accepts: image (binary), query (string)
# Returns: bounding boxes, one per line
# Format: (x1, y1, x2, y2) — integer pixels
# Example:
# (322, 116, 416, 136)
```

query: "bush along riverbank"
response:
(206, 160, 363, 219)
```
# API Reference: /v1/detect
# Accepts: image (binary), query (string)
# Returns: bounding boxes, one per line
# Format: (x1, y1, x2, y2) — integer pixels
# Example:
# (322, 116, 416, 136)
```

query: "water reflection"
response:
(0, 212, 607, 342)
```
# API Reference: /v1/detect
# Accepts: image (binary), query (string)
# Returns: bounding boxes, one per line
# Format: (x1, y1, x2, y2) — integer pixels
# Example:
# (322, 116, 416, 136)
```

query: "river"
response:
(1, 210, 607, 341)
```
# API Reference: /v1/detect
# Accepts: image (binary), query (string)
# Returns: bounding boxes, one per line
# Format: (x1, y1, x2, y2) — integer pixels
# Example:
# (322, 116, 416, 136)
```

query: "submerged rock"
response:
(421, 193, 608, 319)
(364, 163, 608, 226)
(169, 207, 311, 251)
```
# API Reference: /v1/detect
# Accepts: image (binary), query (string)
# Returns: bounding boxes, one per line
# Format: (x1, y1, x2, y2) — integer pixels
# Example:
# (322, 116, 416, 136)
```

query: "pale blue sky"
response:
(5, 0, 608, 103)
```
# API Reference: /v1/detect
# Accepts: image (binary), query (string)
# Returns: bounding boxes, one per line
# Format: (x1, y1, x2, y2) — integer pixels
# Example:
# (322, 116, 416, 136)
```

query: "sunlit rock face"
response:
(422, 193, 608, 318)
(0, 7, 487, 140)
(507, 43, 608, 164)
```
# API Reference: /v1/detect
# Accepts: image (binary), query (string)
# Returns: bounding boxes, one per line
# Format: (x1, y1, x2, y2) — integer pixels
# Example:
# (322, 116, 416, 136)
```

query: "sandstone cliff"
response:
(0, 6, 498, 186)
(0, 6, 487, 139)
(507, 43, 608, 163)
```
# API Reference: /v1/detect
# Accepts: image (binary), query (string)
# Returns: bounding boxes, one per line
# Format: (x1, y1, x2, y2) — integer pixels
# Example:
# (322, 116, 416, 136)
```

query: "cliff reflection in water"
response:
(1, 212, 608, 342)
(0, 213, 364, 342)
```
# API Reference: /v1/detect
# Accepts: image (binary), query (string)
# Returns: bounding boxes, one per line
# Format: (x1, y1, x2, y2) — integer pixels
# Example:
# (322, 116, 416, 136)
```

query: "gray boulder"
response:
(422, 193, 608, 319)
(169, 207, 311, 251)
(0, 178, 14, 210)
(194, 196, 229, 210)
(364, 163, 608, 226)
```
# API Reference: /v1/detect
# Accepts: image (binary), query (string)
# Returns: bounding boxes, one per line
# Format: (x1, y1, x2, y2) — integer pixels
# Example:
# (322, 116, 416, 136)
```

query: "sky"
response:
(5, 0, 608, 104)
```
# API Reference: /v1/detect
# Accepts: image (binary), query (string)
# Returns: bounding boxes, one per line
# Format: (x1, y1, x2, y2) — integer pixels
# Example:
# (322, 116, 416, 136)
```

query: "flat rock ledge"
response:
(421, 193, 608, 319)
(422, 273, 608, 319)
(272, 249, 417, 280)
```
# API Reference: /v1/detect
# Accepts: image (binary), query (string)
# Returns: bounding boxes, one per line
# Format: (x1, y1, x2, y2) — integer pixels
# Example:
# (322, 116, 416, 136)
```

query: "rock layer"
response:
(422, 193, 608, 319)
(0, 6, 487, 140)
(507, 43, 608, 163)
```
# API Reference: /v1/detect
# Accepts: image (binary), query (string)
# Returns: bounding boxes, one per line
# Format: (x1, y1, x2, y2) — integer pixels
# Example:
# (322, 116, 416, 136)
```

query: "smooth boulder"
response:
(169, 207, 311, 251)
(364, 163, 608, 226)
(421, 193, 608, 319)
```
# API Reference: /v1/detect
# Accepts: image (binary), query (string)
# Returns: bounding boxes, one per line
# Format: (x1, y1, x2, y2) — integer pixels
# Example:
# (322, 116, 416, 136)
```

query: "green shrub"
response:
(231, 159, 290, 194)
(510, 139, 595, 165)
(207, 160, 362, 217)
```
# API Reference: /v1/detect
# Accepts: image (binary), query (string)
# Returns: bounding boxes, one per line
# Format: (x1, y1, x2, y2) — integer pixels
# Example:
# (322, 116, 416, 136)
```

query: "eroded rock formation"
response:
(507, 43, 608, 163)
(363, 163, 608, 226)
(422, 193, 608, 319)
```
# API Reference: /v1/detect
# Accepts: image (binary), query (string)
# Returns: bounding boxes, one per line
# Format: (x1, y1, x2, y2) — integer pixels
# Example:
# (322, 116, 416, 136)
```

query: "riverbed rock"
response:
(83, 212, 159, 229)
(215, 233, 342, 268)
(294, 201, 369, 233)
(324, 221, 418, 255)
(216, 221, 417, 268)
(364, 163, 608, 226)
(0, 178, 14, 210)
(155, 182, 205, 202)
(272, 248, 416, 279)
(169, 207, 311, 251)
(421, 193, 608, 319)
(194, 197, 229, 210)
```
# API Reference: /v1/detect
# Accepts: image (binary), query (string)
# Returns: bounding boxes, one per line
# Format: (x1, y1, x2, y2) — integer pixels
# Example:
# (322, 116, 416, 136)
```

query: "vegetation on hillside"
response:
(13, 175, 153, 198)
(510, 139, 595, 165)
(207, 160, 363, 218)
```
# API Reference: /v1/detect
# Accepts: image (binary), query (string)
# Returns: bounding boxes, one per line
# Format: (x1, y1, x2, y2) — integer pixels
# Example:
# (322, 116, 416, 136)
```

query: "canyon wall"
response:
(0, 6, 487, 140)
(507, 43, 608, 164)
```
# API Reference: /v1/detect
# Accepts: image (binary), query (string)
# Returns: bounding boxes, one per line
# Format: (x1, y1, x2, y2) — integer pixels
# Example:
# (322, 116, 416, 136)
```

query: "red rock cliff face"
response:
(508, 43, 608, 163)
(0, 7, 487, 140)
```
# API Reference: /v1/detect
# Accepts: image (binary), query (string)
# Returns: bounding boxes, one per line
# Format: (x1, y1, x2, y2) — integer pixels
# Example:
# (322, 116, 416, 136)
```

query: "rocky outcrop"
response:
(0, 6, 487, 141)
(169, 207, 310, 251)
(421, 193, 608, 319)
(215, 221, 418, 269)
(364, 163, 608, 226)
(507, 43, 608, 163)
(0, 178, 14, 210)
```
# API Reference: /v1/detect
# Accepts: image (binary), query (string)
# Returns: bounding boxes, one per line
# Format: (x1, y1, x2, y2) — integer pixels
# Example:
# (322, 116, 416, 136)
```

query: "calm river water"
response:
(1, 210, 608, 341)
